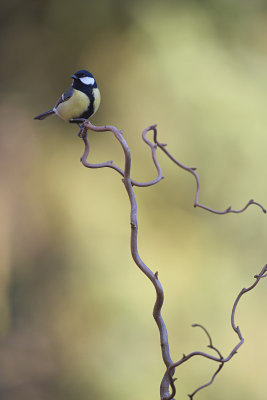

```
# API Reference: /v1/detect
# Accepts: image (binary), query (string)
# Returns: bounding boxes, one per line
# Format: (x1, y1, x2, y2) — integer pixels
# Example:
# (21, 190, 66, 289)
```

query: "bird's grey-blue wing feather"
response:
(55, 86, 74, 108)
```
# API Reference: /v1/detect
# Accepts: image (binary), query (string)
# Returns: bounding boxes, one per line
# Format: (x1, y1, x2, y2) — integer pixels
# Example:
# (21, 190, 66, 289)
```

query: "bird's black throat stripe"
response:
(79, 88, 95, 120)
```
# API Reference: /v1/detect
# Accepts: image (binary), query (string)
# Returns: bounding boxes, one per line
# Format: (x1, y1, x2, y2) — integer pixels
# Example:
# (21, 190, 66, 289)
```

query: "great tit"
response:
(34, 70, 101, 127)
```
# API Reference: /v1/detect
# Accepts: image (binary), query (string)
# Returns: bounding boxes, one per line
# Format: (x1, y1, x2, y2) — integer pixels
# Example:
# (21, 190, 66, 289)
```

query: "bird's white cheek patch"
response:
(80, 77, 95, 85)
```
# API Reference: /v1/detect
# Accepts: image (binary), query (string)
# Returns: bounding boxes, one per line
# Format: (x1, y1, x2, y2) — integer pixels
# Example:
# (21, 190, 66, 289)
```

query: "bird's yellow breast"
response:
(92, 88, 101, 114)
(56, 89, 90, 121)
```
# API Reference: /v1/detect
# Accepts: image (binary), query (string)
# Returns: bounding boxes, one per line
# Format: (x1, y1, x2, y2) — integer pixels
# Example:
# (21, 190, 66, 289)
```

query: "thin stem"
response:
(77, 120, 266, 400)
(152, 128, 266, 215)
(80, 124, 164, 187)
(166, 264, 267, 400)
(82, 120, 174, 400)
(188, 324, 224, 398)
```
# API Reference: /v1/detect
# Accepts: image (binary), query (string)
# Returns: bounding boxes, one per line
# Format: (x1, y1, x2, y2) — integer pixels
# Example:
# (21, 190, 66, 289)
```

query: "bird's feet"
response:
(77, 126, 88, 138)
(69, 118, 87, 124)
(69, 118, 88, 138)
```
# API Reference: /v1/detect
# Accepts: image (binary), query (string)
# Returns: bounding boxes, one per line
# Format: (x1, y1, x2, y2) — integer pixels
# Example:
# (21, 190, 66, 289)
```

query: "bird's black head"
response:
(72, 70, 97, 89)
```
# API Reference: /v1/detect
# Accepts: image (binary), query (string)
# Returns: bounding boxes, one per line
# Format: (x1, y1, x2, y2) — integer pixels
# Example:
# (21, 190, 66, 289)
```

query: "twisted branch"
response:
(166, 264, 267, 399)
(80, 123, 164, 187)
(81, 120, 174, 399)
(76, 120, 266, 399)
(78, 120, 266, 215)
(188, 324, 224, 399)
(151, 127, 266, 215)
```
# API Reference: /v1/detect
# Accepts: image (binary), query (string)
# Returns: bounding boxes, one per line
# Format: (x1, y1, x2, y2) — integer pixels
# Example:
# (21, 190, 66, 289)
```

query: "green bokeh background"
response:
(1, 1, 267, 399)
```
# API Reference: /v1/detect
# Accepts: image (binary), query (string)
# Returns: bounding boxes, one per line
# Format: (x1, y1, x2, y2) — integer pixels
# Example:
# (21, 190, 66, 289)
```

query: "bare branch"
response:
(166, 264, 267, 400)
(188, 363, 224, 400)
(79, 120, 266, 215)
(152, 127, 266, 215)
(191, 324, 223, 359)
(77, 119, 266, 399)
(78, 122, 164, 187)
(81, 120, 175, 400)
(188, 324, 224, 399)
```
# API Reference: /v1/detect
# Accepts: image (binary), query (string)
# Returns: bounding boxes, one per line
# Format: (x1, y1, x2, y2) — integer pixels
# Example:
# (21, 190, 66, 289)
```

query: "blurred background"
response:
(1, 0, 267, 399)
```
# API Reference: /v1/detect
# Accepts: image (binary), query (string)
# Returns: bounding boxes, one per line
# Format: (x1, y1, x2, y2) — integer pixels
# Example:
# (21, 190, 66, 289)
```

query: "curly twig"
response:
(78, 120, 266, 399)
(151, 126, 266, 215)
(81, 120, 174, 400)
(188, 324, 224, 399)
(79, 123, 164, 187)
(166, 264, 267, 400)
(78, 120, 266, 215)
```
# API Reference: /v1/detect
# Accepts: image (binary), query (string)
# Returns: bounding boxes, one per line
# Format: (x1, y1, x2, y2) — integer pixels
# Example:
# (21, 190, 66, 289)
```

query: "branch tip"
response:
(153, 130, 266, 215)
(168, 265, 267, 398)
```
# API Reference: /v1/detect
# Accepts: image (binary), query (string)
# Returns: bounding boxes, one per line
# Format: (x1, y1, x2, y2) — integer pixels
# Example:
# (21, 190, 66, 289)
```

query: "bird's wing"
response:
(54, 86, 74, 108)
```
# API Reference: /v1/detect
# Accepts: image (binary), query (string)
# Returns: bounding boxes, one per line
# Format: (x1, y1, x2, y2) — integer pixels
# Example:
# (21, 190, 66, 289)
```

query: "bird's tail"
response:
(34, 109, 55, 120)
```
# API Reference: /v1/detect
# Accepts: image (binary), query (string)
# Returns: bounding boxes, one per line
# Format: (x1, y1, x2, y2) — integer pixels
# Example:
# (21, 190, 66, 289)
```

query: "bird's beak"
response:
(72, 74, 77, 79)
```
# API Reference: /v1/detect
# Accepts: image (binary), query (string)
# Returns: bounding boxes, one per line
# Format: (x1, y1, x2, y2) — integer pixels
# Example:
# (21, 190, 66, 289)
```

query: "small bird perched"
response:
(34, 70, 101, 133)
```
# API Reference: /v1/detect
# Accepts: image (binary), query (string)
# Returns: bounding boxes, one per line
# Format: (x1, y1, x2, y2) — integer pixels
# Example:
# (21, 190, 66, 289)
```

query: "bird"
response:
(34, 70, 101, 134)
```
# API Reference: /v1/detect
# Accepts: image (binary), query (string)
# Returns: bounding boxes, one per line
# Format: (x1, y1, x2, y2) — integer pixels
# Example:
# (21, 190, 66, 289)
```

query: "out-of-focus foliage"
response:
(1, 1, 267, 399)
